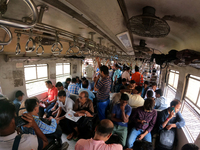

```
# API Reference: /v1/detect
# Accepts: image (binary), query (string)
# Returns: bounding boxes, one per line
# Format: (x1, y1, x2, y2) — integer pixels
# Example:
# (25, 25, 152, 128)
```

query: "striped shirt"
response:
(96, 76, 111, 101)
(21, 115, 57, 135)
(68, 83, 80, 95)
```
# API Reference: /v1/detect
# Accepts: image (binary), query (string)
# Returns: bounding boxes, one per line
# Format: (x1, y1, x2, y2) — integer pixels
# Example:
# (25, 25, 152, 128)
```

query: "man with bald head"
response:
(75, 119, 122, 150)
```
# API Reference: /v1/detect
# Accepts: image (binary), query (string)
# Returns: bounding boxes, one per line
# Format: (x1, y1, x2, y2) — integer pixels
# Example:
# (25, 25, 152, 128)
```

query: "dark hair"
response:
(58, 90, 66, 97)
(100, 65, 109, 75)
(86, 62, 89, 65)
(121, 93, 129, 101)
(122, 78, 127, 82)
(25, 98, 39, 113)
(96, 120, 114, 137)
(72, 78, 76, 83)
(76, 76, 79, 79)
(66, 78, 71, 82)
(0, 100, 16, 130)
(15, 90, 24, 98)
(151, 82, 157, 87)
(144, 81, 149, 85)
(81, 77, 86, 81)
(82, 80, 89, 88)
(181, 143, 199, 150)
(144, 98, 155, 111)
(80, 91, 89, 98)
(170, 99, 181, 107)
(127, 67, 130, 71)
(56, 82, 63, 87)
(133, 140, 153, 150)
(135, 86, 143, 94)
(115, 64, 119, 68)
(147, 90, 153, 98)
(130, 80, 136, 84)
(135, 66, 139, 72)
(155, 89, 163, 96)
(45, 80, 52, 85)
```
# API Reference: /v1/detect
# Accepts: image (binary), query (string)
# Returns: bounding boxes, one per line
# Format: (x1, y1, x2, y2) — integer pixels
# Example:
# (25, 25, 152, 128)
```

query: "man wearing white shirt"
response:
(84, 62, 95, 82)
(125, 86, 145, 108)
(154, 89, 168, 110)
(122, 67, 131, 83)
(52, 90, 74, 134)
(145, 82, 157, 99)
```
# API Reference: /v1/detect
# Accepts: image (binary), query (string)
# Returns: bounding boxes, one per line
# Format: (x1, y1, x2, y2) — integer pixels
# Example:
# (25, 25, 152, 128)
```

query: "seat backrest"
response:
(69, 94, 79, 102)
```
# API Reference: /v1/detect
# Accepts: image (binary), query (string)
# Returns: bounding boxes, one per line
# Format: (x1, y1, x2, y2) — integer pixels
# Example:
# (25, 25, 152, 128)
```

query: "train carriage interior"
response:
(0, 0, 200, 150)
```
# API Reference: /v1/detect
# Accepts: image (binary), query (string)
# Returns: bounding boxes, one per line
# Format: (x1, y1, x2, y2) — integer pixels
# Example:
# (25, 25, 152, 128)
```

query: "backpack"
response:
(157, 129, 175, 150)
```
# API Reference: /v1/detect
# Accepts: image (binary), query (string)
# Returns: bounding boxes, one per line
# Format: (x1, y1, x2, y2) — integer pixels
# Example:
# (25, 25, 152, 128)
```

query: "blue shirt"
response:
(21, 115, 57, 135)
(154, 96, 169, 110)
(113, 69, 121, 81)
(157, 108, 185, 131)
(81, 81, 92, 91)
(78, 88, 95, 101)
(13, 98, 21, 116)
(68, 83, 80, 95)
(112, 103, 132, 127)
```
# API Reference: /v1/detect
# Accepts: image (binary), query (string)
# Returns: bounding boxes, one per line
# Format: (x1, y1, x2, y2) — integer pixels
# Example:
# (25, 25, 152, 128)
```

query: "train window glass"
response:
(165, 70, 179, 101)
(182, 75, 200, 142)
(24, 64, 48, 97)
(56, 63, 70, 82)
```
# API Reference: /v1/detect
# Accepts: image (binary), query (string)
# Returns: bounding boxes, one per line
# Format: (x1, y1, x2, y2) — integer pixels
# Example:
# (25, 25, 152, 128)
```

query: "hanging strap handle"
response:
(12, 134, 22, 150)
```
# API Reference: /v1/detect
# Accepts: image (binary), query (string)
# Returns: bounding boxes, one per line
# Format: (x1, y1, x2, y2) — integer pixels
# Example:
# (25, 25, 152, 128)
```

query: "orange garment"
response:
(131, 72, 144, 86)
(48, 86, 58, 101)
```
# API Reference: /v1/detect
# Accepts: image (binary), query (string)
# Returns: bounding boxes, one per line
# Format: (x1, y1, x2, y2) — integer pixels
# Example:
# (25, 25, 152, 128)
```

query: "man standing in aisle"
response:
(94, 65, 111, 120)
(84, 62, 95, 82)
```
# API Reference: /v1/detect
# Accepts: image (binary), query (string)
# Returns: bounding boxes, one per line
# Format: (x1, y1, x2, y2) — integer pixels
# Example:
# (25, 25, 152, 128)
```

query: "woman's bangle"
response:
(166, 118, 169, 121)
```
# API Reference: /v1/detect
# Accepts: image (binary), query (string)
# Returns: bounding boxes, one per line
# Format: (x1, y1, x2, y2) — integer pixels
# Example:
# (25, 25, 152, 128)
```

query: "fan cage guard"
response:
(128, 15, 170, 38)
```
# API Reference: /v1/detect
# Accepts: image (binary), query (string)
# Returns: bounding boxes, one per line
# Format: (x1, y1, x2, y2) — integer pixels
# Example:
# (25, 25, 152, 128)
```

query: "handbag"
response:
(12, 134, 22, 150)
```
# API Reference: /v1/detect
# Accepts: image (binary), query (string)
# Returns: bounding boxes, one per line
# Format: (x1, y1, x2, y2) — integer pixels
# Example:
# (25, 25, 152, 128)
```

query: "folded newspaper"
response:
(65, 110, 82, 122)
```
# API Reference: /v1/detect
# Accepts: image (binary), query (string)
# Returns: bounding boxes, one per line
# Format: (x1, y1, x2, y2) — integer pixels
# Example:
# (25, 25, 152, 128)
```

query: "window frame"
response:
(181, 74, 200, 142)
(24, 64, 49, 97)
(56, 63, 71, 82)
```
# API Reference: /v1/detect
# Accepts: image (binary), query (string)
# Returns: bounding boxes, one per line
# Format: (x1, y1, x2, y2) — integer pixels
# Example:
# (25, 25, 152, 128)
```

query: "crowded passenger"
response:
(125, 86, 145, 108)
(21, 98, 62, 147)
(78, 80, 95, 101)
(84, 62, 95, 82)
(127, 98, 157, 148)
(66, 91, 94, 140)
(0, 99, 48, 149)
(154, 89, 168, 110)
(155, 100, 185, 150)
(145, 82, 157, 99)
(64, 78, 71, 90)
(55, 81, 70, 98)
(120, 78, 128, 90)
(141, 81, 149, 98)
(68, 78, 80, 95)
(145, 90, 154, 100)
(39, 80, 58, 118)
(113, 64, 122, 92)
(75, 119, 122, 150)
(122, 66, 131, 83)
(52, 90, 74, 134)
(111, 93, 132, 147)
(13, 90, 24, 116)
(131, 65, 144, 86)
(76, 76, 82, 88)
(94, 65, 111, 120)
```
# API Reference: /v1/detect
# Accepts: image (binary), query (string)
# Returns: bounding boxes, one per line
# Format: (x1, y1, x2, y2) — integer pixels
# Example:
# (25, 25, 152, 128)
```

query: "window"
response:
(165, 70, 179, 101)
(24, 64, 48, 97)
(56, 63, 70, 82)
(181, 75, 200, 142)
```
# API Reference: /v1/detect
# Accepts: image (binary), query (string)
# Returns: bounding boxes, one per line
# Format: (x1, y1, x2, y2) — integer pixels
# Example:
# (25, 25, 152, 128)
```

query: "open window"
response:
(165, 70, 179, 101)
(181, 75, 200, 142)
(56, 63, 71, 82)
(24, 64, 48, 97)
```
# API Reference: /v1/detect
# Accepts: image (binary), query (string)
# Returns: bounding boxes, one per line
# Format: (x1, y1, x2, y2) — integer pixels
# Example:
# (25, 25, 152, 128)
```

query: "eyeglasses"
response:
(79, 96, 86, 99)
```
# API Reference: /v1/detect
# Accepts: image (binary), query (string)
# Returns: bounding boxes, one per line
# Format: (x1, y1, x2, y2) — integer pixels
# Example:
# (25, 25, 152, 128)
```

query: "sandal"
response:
(66, 132, 74, 140)
(73, 136, 79, 141)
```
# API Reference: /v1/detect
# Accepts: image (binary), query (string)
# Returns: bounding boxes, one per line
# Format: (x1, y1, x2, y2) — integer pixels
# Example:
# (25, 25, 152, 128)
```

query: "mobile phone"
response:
(15, 116, 29, 127)
(170, 107, 175, 113)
